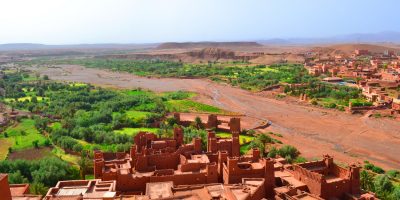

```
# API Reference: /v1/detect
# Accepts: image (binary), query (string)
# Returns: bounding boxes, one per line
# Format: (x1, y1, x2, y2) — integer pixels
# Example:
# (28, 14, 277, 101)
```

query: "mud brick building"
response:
(1, 116, 378, 199)
(0, 174, 42, 200)
(173, 113, 241, 133)
(43, 180, 116, 200)
(88, 118, 376, 199)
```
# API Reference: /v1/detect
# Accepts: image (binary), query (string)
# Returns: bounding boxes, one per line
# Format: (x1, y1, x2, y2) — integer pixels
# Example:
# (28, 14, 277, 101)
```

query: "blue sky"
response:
(0, 0, 399, 44)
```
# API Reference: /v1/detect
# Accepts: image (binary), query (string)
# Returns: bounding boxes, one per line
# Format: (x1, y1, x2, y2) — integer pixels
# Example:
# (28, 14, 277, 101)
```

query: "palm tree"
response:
(360, 170, 375, 192)
(194, 116, 203, 129)
(78, 155, 90, 180)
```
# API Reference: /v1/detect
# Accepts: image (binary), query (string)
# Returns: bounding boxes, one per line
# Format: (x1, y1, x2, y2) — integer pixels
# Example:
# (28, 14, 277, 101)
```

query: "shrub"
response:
(267, 147, 278, 158)
(32, 140, 39, 148)
(311, 99, 318, 105)
(294, 156, 307, 163)
(327, 103, 337, 108)
(364, 161, 385, 174)
(386, 170, 400, 179)
(374, 175, 393, 199)
(360, 170, 375, 192)
(44, 138, 51, 147)
(247, 129, 256, 136)
(278, 145, 299, 159)
(72, 144, 83, 152)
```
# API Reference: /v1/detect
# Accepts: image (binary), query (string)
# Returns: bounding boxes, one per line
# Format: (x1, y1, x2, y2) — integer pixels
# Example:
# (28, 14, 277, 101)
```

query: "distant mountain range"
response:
(1, 31, 400, 51)
(258, 31, 400, 45)
(0, 43, 157, 51)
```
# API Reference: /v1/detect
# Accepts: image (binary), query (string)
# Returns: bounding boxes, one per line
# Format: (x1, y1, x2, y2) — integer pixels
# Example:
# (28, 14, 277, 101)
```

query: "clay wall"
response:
(222, 158, 266, 184)
(136, 152, 180, 171)
(292, 165, 323, 196)
(207, 114, 218, 129)
(321, 179, 351, 199)
(180, 162, 204, 172)
(331, 164, 349, 178)
(150, 172, 207, 186)
(117, 174, 149, 192)
(0, 174, 12, 200)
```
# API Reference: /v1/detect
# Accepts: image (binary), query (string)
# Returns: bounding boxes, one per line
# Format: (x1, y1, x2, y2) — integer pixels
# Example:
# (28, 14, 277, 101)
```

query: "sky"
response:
(0, 0, 399, 44)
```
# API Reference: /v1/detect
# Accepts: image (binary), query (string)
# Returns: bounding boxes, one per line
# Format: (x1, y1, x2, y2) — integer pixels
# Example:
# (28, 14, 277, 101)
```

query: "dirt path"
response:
(34, 65, 400, 169)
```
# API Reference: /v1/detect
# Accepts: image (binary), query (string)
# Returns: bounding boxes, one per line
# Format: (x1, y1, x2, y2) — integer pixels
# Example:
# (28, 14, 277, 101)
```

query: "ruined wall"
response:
(117, 174, 150, 192)
(320, 179, 351, 199)
(135, 152, 180, 171)
(292, 165, 323, 196)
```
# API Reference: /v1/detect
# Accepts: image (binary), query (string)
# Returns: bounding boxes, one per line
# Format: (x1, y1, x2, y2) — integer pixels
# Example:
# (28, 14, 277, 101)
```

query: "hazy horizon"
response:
(1, 0, 400, 44)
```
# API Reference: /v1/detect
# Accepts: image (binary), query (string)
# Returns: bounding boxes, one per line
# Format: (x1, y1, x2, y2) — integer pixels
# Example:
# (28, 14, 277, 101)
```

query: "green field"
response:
(124, 110, 152, 121)
(318, 97, 371, 108)
(52, 146, 80, 166)
(165, 100, 225, 114)
(49, 122, 62, 130)
(69, 83, 87, 87)
(3, 119, 47, 150)
(124, 90, 151, 96)
(216, 132, 254, 145)
(114, 127, 159, 136)
(4, 96, 49, 103)
(0, 138, 13, 160)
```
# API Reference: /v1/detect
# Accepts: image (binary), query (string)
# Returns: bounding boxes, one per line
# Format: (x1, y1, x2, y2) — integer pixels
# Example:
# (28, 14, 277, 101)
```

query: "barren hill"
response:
(157, 42, 262, 49)
(185, 48, 235, 60)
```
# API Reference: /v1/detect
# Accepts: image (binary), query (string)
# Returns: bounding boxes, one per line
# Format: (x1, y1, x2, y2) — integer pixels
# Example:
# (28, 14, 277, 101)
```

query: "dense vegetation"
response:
(284, 81, 367, 109)
(27, 59, 314, 91)
(0, 157, 79, 194)
(360, 161, 400, 200)
(23, 59, 367, 110)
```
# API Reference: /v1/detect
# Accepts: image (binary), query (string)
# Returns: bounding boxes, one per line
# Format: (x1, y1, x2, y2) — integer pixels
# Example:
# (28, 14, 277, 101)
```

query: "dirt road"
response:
(35, 65, 400, 169)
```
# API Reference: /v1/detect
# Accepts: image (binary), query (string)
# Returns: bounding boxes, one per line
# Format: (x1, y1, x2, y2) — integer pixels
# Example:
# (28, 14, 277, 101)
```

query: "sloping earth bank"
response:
(33, 65, 400, 169)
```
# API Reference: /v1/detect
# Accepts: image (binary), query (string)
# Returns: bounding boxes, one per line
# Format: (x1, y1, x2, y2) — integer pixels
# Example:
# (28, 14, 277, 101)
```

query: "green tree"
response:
(194, 116, 203, 129)
(8, 171, 29, 184)
(374, 175, 393, 199)
(32, 140, 39, 148)
(29, 182, 48, 196)
(360, 170, 375, 192)
(78, 156, 90, 180)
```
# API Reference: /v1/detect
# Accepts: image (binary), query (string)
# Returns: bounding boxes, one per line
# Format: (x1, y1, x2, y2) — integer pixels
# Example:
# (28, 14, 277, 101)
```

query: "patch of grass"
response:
(22, 75, 39, 81)
(49, 122, 62, 130)
(51, 146, 80, 166)
(69, 83, 87, 87)
(0, 138, 13, 160)
(4, 96, 49, 103)
(216, 132, 254, 145)
(124, 110, 152, 121)
(124, 90, 152, 96)
(161, 91, 196, 100)
(85, 174, 95, 180)
(114, 127, 159, 136)
(240, 143, 252, 155)
(165, 100, 225, 114)
(2, 119, 47, 151)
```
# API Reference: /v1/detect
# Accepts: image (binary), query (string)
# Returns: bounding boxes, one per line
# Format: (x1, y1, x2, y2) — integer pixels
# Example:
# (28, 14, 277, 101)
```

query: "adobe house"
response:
(88, 121, 376, 199)
(43, 179, 116, 200)
(0, 174, 42, 200)
(173, 113, 241, 133)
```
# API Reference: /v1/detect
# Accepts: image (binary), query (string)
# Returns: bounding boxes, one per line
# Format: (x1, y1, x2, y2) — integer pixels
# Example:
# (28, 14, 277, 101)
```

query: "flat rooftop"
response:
(145, 181, 174, 199)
